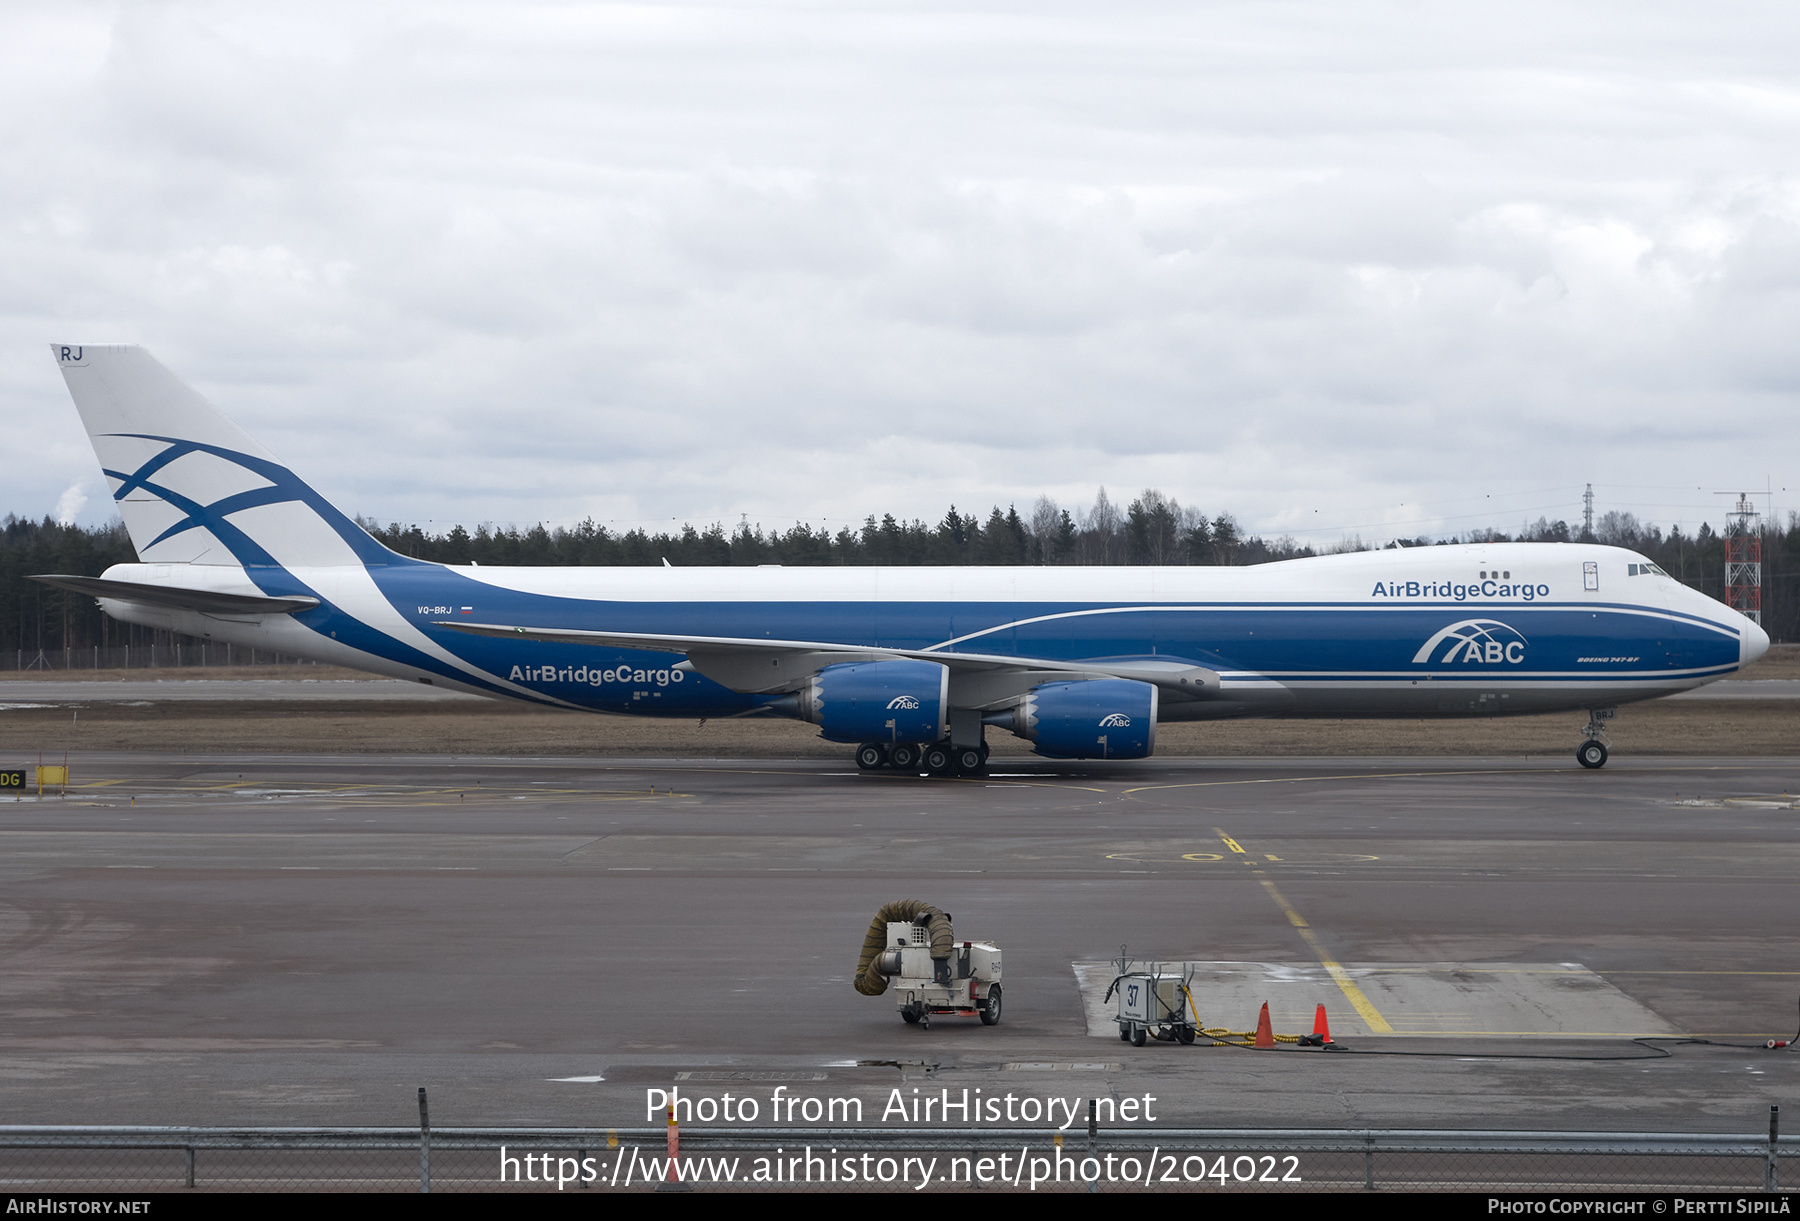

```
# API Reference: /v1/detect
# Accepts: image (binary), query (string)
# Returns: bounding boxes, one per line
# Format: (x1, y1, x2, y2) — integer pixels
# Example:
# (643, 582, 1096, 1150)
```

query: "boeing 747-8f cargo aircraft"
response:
(33, 344, 1770, 773)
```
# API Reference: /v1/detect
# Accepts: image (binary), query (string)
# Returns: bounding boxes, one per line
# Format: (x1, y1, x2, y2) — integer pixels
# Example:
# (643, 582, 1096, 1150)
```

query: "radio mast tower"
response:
(1582, 484, 1595, 541)
(1722, 492, 1763, 625)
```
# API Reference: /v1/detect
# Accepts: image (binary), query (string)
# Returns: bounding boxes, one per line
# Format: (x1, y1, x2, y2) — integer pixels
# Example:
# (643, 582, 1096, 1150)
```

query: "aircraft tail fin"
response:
(50, 344, 395, 569)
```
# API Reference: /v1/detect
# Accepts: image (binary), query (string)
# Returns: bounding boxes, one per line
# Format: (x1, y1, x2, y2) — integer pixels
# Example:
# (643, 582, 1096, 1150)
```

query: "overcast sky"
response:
(2, 2, 1795, 547)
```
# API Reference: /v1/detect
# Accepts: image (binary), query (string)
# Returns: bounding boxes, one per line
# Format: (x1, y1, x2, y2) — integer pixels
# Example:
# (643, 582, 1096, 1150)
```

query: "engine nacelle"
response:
(792, 659, 949, 744)
(993, 678, 1158, 760)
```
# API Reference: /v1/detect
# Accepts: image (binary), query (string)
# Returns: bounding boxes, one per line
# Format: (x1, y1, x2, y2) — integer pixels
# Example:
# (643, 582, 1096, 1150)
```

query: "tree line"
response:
(362, 489, 1306, 569)
(4, 489, 1798, 657)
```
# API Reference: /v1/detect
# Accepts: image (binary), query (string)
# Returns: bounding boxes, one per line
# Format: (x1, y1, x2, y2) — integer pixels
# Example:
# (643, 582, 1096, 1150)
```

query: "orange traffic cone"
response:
(1313, 1003, 1334, 1046)
(1253, 1002, 1275, 1049)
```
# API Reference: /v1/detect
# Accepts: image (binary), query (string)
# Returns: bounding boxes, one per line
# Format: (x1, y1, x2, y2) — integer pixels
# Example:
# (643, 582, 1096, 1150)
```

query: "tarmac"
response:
(4, 750, 1800, 1135)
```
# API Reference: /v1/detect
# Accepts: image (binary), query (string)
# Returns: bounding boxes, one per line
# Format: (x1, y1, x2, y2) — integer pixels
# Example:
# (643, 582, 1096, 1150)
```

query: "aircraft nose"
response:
(1744, 617, 1771, 667)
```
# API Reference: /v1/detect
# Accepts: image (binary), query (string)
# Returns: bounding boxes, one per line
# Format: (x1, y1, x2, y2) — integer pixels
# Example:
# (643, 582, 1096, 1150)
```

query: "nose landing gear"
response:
(1576, 707, 1615, 769)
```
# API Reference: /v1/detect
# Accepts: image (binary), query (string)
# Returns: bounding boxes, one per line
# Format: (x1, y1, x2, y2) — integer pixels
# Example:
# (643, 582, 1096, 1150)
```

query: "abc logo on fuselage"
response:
(1412, 619, 1528, 666)
(886, 695, 921, 710)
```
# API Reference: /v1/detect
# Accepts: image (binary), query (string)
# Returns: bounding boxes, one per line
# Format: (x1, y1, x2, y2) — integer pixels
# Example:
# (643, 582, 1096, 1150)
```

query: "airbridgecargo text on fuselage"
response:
(1372, 579, 1552, 601)
(510, 664, 686, 687)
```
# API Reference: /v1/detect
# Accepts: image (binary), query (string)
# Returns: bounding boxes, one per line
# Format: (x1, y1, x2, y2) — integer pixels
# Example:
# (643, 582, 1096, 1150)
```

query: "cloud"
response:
(53, 480, 86, 526)
(1, 1, 1796, 543)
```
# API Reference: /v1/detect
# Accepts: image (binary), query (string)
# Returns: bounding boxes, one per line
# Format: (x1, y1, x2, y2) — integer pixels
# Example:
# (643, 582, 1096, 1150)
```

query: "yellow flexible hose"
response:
(1185, 982, 1298, 1043)
(852, 901, 954, 996)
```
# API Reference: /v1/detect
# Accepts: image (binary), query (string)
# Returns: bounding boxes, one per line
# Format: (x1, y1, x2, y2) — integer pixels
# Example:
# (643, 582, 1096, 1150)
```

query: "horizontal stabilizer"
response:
(28, 574, 320, 616)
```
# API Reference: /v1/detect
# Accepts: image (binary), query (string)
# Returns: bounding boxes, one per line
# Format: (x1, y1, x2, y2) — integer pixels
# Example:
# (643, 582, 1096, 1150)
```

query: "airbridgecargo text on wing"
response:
(1371, 579, 1552, 601)
(510, 664, 686, 687)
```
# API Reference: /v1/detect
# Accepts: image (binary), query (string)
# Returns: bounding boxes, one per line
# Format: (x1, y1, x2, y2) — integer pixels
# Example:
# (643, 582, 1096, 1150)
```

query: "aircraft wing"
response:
(29, 574, 321, 616)
(435, 620, 1220, 699)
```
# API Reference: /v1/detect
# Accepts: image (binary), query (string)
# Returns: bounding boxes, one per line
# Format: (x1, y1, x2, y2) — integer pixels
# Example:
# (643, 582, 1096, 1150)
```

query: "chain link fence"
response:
(4, 643, 325, 671)
(1, 1124, 1792, 1193)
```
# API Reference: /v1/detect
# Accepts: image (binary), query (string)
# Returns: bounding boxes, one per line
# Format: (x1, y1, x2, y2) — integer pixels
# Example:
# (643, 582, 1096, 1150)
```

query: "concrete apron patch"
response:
(1072, 961, 1679, 1039)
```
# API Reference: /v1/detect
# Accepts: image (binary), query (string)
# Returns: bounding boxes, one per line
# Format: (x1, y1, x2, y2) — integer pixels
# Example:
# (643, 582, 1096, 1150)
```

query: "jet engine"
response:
(789, 659, 949, 744)
(986, 678, 1158, 760)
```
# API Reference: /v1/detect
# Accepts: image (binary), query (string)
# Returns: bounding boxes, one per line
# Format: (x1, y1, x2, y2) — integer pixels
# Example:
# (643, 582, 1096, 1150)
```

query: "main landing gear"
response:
(1576, 707, 1616, 769)
(855, 741, 989, 776)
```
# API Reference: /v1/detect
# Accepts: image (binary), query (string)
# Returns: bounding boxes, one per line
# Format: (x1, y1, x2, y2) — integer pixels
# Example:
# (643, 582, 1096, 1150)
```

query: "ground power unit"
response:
(877, 922, 1003, 1029)
(852, 901, 1002, 1029)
